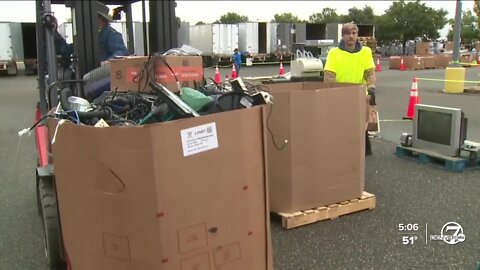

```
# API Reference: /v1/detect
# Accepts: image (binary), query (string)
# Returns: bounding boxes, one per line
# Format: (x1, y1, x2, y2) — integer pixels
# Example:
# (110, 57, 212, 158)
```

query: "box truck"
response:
(238, 22, 276, 60)
(0, 22, 23, 75)
(189, 24, 239, 66)
(21, 22, 38, 75)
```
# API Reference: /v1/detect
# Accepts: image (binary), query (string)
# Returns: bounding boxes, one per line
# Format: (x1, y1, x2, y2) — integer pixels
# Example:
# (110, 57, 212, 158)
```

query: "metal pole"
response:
(149, 0, 177, 53)
(43, 0, 59, 107)
(124, 3, 134, 54)
(451, 0, 462, 66)
(142, 0, 148, 55)
(36, 0, 47, 114)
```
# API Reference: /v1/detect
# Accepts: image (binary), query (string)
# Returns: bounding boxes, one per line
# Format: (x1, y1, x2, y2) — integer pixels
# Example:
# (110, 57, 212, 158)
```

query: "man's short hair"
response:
(342, 23, 358, 35)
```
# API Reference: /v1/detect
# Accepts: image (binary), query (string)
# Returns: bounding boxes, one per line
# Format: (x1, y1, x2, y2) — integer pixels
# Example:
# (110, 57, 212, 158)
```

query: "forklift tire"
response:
(38, 177, 65, 269)
(36, 169, 42, 217)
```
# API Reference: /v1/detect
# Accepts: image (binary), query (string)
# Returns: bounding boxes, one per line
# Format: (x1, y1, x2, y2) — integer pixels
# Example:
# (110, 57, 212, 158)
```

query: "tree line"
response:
(188, 0, 480, 51)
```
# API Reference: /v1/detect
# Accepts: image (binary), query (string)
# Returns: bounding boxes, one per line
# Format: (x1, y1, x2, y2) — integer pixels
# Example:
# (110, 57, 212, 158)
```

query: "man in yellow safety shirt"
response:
(323, 22, 376, 155)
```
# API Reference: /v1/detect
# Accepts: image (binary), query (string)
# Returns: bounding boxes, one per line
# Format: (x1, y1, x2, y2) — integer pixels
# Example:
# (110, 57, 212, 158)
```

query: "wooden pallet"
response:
(395, 145, 480, 172)
(403, 67, 425, 71)
(277, 192, 376, 229)
(464, 86, 480, 94)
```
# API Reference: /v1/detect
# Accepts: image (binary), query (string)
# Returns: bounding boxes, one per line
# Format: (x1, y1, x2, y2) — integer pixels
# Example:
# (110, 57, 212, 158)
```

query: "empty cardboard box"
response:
(264, 81, 366, 213)
(405, 56, 425, 70)
(51, 107, 272, 270)
(435, 54, 452, 68)
(419, 56, 435, 69)
(390, 56, 425, 70)
(389, 56, 401, 69)
(416, 42, 431, 56)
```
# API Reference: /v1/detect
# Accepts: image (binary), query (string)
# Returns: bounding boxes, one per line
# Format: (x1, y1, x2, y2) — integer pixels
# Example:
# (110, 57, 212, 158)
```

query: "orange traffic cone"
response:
(403, 77, 420, 120)
(214, 65, 221, 84)
(400, 58, 406, 71)
(375, 59, 382, 72)
(279, 62, 285, 75)
(231, 64, 237, 79)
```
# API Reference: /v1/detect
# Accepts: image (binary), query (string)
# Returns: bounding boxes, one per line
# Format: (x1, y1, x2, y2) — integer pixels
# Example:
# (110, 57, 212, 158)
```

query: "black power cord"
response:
(266, 102, 288, 151)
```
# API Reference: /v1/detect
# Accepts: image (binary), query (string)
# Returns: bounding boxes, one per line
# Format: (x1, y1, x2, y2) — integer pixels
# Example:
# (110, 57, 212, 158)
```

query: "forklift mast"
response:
(36, 0, 178, 114)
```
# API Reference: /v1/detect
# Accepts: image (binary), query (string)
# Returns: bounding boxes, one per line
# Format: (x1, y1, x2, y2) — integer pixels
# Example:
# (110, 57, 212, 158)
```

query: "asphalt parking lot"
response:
(1, 62, 479, 269)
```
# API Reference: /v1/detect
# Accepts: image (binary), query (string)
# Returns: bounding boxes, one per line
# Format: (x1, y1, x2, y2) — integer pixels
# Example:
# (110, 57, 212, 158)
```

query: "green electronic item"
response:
(180, 87, 214, 111)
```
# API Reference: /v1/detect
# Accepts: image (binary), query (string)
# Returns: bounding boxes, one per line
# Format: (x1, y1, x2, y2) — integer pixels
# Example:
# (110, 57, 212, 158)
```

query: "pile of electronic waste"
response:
(51, 77, 273, 128)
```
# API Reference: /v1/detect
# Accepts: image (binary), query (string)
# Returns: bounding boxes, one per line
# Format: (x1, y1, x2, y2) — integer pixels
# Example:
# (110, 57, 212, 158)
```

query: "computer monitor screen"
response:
(417, 110, 452, 146)
(412, 104, 466, 157)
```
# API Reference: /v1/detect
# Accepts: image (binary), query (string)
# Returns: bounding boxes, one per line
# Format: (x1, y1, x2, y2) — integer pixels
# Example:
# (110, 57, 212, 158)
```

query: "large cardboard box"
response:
(405, 56, 425, 70)
(460, 54, 471, 64)
(110, 55, 204, 93)
(418, 56, 435, 69)
(389, 56, 424, 70)
(51, 107, 272, 270)
(389, 56, 401, 69)
(435, 54, 452, 68)
(265, 82, 365, 213)
(416, 42, 431, 56)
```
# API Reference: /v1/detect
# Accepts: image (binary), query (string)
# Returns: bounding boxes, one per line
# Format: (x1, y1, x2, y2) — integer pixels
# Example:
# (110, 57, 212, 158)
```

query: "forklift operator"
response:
(52, 2, 129, 65)
(96, 1, 129, 63)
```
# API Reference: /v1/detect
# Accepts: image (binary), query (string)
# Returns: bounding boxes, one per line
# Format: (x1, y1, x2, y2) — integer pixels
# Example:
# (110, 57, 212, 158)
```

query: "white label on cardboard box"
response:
(180, 122, 218, 157)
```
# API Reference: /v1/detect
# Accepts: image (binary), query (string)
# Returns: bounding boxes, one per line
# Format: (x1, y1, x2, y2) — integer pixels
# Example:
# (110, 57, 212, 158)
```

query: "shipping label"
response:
(180, 122, 218, 157)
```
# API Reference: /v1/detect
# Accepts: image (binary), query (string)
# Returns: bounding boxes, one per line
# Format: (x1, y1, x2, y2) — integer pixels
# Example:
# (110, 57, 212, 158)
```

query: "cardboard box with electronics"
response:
(109, 55, 204, 93)
(51, 106, 272, 270)
(263, 82, 366, 213)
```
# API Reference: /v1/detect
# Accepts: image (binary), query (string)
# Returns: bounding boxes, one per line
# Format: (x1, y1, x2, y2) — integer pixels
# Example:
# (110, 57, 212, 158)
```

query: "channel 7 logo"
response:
(430, 222, 466, 245)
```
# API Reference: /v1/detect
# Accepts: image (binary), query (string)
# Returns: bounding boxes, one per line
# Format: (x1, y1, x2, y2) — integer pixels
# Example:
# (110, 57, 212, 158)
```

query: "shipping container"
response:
(177, 21, 190, 47)
(271, 23, 306, 57)
(357, 24, 375, 37)
(306, 23, 327, 40)
(0, 22, 23, 75)
(326, 23, 342, 44)
(238, 22, 276, 55)
(21, 22, 38, 75)
(189, 24, 238, 56)
(58, 23, 73, 44)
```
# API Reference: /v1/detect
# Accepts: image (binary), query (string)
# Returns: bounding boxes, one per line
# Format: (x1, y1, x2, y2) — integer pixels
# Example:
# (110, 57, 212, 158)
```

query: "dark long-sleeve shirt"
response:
(98, 24, 129, 62)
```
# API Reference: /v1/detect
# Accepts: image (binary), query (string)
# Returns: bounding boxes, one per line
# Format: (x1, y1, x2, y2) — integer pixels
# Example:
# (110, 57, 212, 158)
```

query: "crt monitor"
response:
(412, 104, 467, 157)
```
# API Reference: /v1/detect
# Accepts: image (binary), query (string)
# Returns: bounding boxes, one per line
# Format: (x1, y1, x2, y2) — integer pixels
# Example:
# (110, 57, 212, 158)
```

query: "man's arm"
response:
(324, 70, 336, 82)
(107, 32, 130, 60)
(323, 49, 336, 82)
(364, 68, 376, 89)
(364, 67, 376, 105)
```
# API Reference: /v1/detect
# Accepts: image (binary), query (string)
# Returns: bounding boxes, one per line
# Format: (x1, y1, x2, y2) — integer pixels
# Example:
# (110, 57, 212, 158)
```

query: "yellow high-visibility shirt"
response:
(324, 46, 374, 85)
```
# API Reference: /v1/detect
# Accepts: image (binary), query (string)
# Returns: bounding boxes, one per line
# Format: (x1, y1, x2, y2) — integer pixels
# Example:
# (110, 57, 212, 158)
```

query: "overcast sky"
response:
(0, 1, 474, 37)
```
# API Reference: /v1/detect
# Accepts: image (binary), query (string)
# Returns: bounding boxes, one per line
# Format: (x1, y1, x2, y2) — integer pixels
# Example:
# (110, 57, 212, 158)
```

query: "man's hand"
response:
(367, 87, 376, 105)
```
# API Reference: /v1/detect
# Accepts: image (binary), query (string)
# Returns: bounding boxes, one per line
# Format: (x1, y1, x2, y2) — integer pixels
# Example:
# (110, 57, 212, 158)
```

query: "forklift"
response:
(33, 0, 177, 268)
